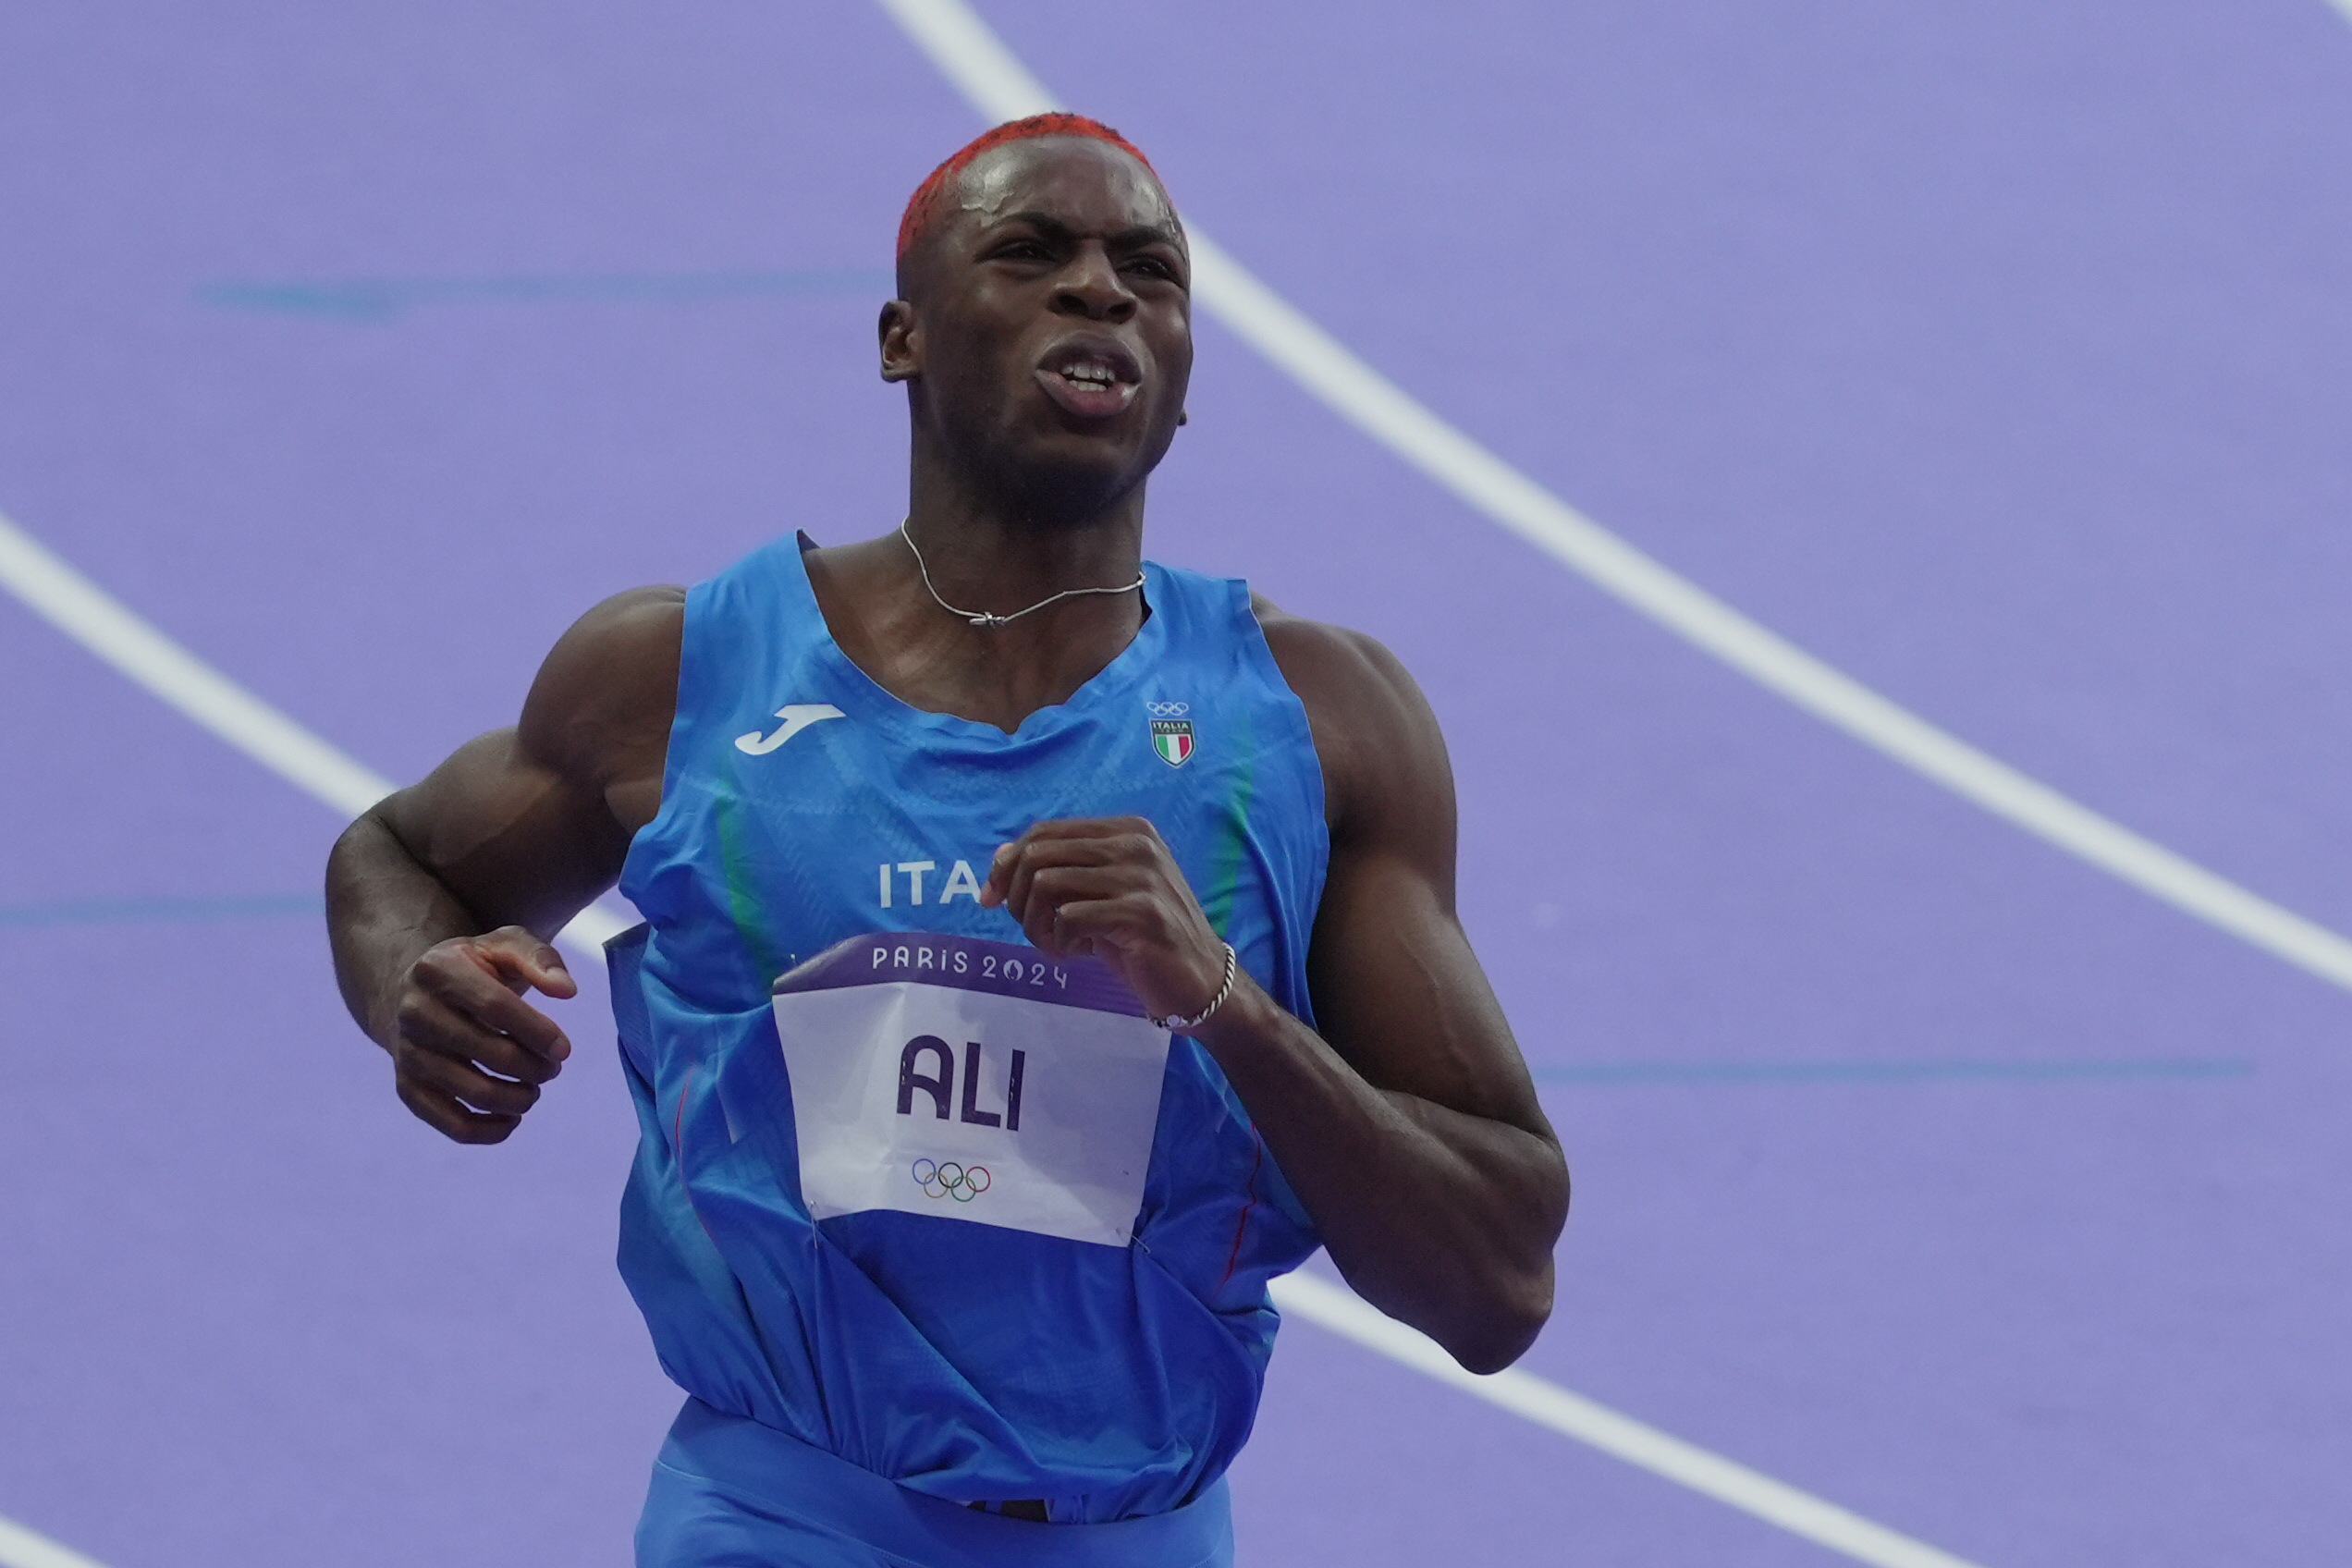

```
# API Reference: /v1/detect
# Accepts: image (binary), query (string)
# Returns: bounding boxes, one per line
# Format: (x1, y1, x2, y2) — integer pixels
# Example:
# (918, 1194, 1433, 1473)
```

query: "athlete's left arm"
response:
(983, 610, 1567, 1374)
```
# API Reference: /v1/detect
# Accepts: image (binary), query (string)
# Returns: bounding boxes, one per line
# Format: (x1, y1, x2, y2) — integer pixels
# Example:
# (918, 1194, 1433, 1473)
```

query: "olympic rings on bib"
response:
(911, 1158, 992, 1203)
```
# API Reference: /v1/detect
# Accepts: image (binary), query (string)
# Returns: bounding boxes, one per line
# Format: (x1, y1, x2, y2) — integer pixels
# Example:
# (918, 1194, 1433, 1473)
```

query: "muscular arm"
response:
(325, 586, 681, 1142)
(985, 607, 1568, 1373)
(1231, 611, 1565, 1369)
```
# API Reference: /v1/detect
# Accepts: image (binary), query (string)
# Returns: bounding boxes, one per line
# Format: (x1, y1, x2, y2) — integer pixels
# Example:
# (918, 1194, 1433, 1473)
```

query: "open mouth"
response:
(1035, 341, 1143, 420)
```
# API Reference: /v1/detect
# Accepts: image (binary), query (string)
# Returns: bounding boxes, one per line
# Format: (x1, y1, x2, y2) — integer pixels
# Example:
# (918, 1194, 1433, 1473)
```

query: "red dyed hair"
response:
(896, 113, 1162, 263)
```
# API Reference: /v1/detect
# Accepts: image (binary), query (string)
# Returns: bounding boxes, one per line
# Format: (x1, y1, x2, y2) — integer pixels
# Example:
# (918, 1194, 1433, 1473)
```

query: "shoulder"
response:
(519, 585, 686, 786)
(1250, 594, 1452, 847)
(1251, 594, 1421, 709)
(531, 584, 685, 704)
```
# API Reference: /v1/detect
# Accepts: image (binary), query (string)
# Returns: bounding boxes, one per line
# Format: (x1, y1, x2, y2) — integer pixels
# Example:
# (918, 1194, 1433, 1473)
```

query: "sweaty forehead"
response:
(949, 136, 1181, 240)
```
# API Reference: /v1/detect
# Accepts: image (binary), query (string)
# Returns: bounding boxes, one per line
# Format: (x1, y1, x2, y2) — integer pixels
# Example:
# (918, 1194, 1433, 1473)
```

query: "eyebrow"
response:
(990, 212, 1186, 250)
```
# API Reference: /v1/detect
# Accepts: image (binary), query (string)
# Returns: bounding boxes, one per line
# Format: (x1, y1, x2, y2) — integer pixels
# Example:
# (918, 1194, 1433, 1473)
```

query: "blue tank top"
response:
(608, 534, 1329, 1524)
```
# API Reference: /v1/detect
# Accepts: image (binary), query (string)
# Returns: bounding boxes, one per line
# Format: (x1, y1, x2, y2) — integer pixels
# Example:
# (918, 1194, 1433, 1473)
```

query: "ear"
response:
(1176, 409, 1188, 427)
(878, 300, 920, 384)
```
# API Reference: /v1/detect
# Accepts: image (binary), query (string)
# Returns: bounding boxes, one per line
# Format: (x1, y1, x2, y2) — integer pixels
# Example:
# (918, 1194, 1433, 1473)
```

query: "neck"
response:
(798, 458, 1153, 734)
(899, 447, 1147, 614)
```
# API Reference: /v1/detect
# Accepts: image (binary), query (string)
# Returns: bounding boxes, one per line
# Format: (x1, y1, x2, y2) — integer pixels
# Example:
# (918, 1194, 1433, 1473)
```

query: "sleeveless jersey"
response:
(608, 533, 1330, 1525)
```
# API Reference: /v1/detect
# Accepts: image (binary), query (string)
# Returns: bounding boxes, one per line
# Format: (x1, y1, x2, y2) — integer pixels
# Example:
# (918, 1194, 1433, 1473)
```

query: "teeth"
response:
(1061, 362, 1116, 386)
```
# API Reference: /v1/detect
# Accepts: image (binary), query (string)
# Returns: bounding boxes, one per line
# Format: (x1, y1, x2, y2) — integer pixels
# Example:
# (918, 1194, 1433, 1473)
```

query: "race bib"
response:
(769, 933, 1172, 1249)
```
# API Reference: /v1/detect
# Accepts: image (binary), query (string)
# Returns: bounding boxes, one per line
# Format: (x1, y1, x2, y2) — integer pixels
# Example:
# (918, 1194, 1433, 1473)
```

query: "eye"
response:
(990, 238, 1053, 263)
(1123, 255, 1184, 285)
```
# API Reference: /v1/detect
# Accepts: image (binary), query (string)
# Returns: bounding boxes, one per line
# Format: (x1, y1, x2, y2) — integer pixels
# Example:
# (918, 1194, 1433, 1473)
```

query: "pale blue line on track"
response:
(197, 266, 892, 322)
(1532, 1057, 2255, 1086)
(0, 893, 319, 927)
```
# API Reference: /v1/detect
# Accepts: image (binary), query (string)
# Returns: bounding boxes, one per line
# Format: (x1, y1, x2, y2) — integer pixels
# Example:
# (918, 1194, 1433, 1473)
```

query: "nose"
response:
(1050, 241, 1136, 323)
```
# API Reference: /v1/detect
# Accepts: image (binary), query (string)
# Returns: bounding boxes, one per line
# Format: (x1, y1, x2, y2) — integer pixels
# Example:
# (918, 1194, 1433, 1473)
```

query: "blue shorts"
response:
(636, 1400, 1235, 1568)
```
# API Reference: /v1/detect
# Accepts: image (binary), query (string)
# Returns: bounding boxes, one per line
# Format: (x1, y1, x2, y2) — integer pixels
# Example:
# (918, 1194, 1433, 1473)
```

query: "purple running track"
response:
(2, 4, 2349, 1565)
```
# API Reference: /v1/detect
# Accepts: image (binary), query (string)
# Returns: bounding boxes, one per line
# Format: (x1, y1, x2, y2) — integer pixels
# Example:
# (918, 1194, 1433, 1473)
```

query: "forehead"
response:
(949, 136, 1180, 238)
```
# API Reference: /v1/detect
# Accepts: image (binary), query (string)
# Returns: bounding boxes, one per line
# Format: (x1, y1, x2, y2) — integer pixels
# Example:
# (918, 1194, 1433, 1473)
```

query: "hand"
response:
(979, 816, 1231, 1027)
(386, 926, 577, 1144)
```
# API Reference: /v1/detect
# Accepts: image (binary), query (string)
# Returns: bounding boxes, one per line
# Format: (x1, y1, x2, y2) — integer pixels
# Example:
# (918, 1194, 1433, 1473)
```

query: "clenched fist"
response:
(385, 926, 577, 1144)
(980, 816, 1236, 1032)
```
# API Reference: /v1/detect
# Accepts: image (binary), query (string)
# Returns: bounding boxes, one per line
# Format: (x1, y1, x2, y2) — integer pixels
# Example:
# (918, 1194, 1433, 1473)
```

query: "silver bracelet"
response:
(1150, 942, 1237, 1033)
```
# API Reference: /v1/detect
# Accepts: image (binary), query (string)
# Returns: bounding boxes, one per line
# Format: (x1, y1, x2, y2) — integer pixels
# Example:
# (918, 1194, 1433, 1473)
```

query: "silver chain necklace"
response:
(900, 520, 1145, 630)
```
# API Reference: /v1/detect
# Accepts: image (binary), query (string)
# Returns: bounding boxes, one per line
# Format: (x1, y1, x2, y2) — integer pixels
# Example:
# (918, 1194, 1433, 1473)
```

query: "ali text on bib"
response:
(770, 933, 1172, 1248)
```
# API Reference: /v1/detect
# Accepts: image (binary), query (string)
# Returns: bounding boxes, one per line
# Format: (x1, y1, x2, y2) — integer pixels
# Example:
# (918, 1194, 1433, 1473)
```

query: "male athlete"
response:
(327, 115, 1568, 1567)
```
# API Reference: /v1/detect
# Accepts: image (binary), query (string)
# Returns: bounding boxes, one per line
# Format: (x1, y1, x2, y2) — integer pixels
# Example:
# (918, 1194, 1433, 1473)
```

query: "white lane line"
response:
(0, 514, 615, 1568)
(0, 507, 629, 957)
(1270, 1273, 1987, 1568)
(0, 509, 395, 818)
(0, 1513, 113, 1568)
(872, 0, 2352, 998)
(0, 498, 1986, 1566)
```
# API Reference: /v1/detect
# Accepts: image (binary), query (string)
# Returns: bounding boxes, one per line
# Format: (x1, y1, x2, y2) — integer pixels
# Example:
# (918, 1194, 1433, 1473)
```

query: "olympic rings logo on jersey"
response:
(1145, 701, 1189, 717)
(911, 1158, 992, 1203)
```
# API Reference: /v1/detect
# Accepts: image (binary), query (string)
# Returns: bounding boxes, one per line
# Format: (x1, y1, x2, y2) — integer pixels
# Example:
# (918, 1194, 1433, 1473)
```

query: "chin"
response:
(983, 423, 1172, 523)
(996, 452, 1148, 525)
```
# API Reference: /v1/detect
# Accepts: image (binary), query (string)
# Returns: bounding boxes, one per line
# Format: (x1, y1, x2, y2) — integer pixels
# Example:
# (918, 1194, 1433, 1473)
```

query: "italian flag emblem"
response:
(1150, 717, 1195, 767)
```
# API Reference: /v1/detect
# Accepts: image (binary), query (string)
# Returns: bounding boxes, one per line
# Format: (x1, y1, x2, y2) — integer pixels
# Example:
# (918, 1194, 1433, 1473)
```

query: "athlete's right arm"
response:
(325, 586, 683, 1144)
